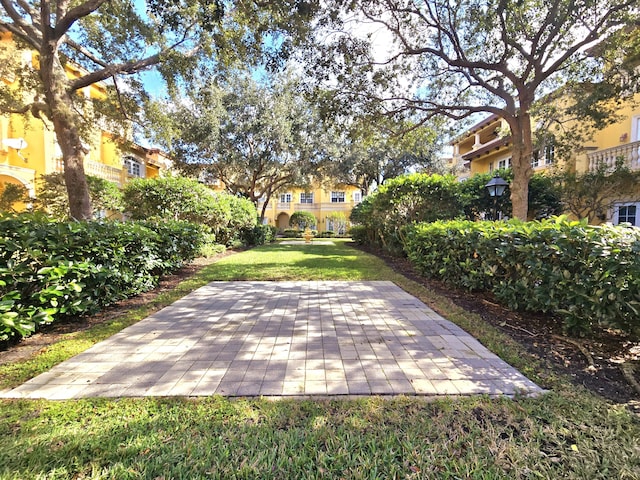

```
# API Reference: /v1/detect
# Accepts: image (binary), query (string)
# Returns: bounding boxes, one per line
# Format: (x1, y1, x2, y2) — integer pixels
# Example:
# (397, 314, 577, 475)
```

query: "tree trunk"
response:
(56, 113, 92, 220)
(259, 196, 270, 223)
(40, 44, 92, 220)
(507, 114, 534, 221)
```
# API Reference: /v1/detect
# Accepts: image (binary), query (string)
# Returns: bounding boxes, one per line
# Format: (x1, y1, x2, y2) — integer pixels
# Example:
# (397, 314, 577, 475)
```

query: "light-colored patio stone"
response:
(0, 281, 544, 400)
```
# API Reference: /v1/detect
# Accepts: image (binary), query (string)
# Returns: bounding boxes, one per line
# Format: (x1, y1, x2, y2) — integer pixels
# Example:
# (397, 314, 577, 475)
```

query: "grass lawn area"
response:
(1, 240, 638, 479)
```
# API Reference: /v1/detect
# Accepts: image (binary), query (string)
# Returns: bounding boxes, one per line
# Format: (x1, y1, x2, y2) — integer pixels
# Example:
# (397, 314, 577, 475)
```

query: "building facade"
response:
(0, 33, 171, 212)
(450, 98, 640, 225)
(259, 185, 363, 233)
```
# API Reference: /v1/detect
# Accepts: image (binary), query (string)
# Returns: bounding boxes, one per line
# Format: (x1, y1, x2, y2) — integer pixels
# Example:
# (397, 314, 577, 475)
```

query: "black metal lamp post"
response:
(485, 173, 508, 220)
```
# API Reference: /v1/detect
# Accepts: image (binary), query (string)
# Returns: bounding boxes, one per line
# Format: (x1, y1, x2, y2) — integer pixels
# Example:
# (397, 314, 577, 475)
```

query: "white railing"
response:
(85, 161, 123, 185)
(54, 158, 123, 185)
(588, 140, 640, 172)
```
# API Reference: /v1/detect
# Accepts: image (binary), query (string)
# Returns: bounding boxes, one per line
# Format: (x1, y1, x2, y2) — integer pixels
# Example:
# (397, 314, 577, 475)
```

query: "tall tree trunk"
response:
(259, 196, 270, 223)
(40, 44, 92, 220)
(507, 114, 534, 220)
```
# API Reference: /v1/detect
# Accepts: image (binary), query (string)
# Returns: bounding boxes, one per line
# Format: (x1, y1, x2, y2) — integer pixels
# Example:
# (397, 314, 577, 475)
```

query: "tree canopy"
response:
(149, 72, 333, 221)
(0, 0, 316, 219)
(306, 0, 640, 220)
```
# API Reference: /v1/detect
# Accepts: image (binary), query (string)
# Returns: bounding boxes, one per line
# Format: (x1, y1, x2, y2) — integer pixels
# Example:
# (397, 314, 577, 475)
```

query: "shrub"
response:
(0, 213, 207, 341)
(351, 173, 463, 254)
(31, 173, 123, 219)
(289, 211, 317, 230)
(122, 176, 257, 245)
(0, 182, 28, 213)
(241, 224, 277, 245)
(404, 217, 640, 334)
(282, 229, 302, 238)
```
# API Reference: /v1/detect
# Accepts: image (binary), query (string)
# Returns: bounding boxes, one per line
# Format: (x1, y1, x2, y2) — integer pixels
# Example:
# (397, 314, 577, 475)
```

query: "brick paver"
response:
(0, 281, 543, 399)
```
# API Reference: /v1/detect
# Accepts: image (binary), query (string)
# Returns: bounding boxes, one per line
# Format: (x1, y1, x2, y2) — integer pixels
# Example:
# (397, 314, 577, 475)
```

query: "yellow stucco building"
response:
(262, 185, 363, 234)
(0, 32, 170, 212)
(450, 98, 640, 225)
(208, 180, 363, 234)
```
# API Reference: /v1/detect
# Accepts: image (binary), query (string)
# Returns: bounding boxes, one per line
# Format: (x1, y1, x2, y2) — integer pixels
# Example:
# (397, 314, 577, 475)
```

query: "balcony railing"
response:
(86, 161, 123, 184)
(588, 140, 640, 172)
(54, 158, 123, 185)
(263, 201, 358, 212)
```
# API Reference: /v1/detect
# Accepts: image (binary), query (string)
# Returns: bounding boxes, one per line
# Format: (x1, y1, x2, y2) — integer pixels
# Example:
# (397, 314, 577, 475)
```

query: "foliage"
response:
(1, 241, 640, 479)
(240, 224, 277, 246)
(148, 72, 331, 221)
(404, 217, 640, 335)
(122, 176, 256, 246)
(282, 229, 303, 238)
(31, 173, 123, 220)
(0, 1, 317, 219)
(325, 211, 348, 235)
(459, 169, 562, 221)
(0, 182, 27, 212)
(289, 211, 317, 230)
(321, 117, 445, 194)
(550, 159, 640, 223)
(350, 173, 464, 254)
(0, 213, 206, 341)
(308, 0, 639, 220)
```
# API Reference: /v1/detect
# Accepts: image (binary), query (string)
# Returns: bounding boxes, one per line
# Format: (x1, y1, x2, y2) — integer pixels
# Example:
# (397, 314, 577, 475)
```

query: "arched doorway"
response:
(276, 212, 290, 232)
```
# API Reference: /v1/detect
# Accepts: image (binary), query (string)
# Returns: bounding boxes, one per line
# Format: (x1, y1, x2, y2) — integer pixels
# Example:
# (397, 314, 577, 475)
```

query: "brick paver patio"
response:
(0, 281, 543, 399)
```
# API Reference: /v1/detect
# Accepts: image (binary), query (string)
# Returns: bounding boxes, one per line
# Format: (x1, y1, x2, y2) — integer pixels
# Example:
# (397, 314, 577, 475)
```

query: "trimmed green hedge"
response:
(404, 217, 640, 334)
(0, 214, 207, 341)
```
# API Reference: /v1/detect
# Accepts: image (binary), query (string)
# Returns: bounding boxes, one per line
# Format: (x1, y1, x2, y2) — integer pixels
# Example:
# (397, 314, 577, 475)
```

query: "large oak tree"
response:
(309, 0, 639, 220)
(150, 73, 332, 222)
(0, 0, 315, 219)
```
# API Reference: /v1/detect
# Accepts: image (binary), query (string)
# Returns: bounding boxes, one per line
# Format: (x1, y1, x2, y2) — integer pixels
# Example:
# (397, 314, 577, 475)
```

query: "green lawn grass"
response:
(1, 240, 638, 479)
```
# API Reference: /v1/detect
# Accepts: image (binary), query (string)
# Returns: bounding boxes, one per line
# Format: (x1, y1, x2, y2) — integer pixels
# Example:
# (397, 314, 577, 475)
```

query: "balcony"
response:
(588, 140, 640, 172)
(86, 161, 123, 184)
(54, 159, 123, 185)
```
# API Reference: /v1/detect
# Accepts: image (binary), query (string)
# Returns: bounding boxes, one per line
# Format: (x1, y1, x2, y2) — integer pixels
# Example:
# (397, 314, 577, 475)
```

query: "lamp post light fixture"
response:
(485, 173, 509, 220)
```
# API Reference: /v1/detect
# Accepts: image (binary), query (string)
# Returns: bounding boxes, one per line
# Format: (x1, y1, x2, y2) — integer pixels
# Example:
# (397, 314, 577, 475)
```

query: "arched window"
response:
(124, 156, 145, 178)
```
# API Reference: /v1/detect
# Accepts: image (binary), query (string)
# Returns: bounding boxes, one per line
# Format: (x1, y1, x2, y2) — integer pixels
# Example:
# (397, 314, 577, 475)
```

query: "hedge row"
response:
(0, 214, 207, 341)
(404, 217, 640, 334)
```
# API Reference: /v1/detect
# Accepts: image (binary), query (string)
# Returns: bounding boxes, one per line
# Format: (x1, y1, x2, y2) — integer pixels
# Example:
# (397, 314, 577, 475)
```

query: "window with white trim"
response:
(124, 157, 145, 178)
(353, 191, 362, 203)
(498, 158, 511, 170)
(299, 192, 314, 204)
(544, 144, 555, 165)
(331, 191, 346, 203)
(279, 193, 292, 203)
(531, 152, 540, 168)
(614, 203, 639, 226)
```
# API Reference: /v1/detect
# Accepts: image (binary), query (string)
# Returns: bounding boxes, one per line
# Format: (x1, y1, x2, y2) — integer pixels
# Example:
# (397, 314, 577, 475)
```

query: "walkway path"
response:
(0, 281, 543, 399)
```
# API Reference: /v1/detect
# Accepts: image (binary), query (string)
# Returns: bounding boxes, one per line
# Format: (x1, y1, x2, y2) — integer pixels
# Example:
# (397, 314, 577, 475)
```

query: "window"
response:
(614, 203, 639, 226)
(498, 158, 511, 170)
(279, 193, 292, 203)
(544, 144, 555, 165)
(300, 192, 314, 204)
(353, 191, 362, 203)
(489, 162, 494, 172)
(124, 157, 144, 178)
(331, 191, 346, 203)
(532, 144, 554, 168)
(531, 152, 540, 168)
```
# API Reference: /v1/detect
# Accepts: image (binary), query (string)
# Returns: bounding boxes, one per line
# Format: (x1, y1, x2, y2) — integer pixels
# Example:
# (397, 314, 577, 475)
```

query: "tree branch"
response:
(54, 0, 109, 40)
(0, 0, 42, 47)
